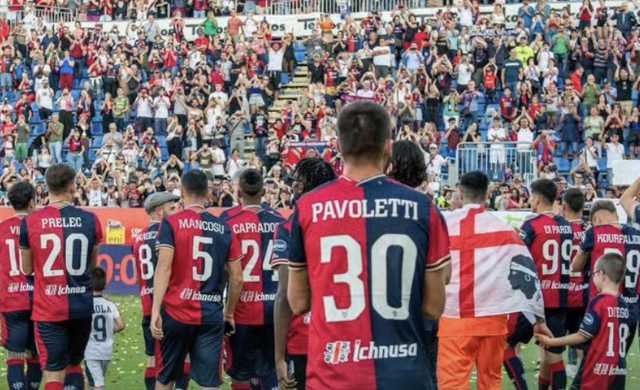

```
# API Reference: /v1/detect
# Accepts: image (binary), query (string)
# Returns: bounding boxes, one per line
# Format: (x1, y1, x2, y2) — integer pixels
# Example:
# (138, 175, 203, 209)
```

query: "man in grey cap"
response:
(134, 192, 183, 390)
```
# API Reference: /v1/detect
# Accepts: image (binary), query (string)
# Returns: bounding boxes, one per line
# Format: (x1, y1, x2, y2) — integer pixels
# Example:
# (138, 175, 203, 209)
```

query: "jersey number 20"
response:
(321, 234, 417, 322)
(41, 233, 89, 277)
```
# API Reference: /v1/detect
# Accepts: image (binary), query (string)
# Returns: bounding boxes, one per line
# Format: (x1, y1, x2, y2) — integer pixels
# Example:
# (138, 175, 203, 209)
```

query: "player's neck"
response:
(48, 195, 74, 207)
(564, 213, 582, 222)
(183, 197, 206, 211)
(599, 284, 620, 296)
(536, 205, 555, 215)
(343, 163, 384, 183)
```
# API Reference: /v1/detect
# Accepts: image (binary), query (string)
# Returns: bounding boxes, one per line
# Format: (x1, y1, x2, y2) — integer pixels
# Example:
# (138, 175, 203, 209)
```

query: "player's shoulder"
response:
(259, 203, 285, 219)
(520, 213, 542, 227)
(622, 223, 640, 235)
(219, 205, 243, 221)
(0, 214, 20, 231)
(294, 177, 340, 207)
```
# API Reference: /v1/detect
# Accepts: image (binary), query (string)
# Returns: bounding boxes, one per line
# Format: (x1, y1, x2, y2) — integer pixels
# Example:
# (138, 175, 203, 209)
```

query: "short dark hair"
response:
(590, 199, 617, 221)
(563, 188, 585, 213)
(388, 140, 427, 188)
(239, 169, 264, 197)
(93, 267, 106, 291)
(181, 170, 208, 198)
(596, 252, 625, 284)
(45, 164, 76, 195)
(459, 171, 489, 202)
(7, 181, 35, 211)
(293, 158, 336, 194)
(337, 102, 391, 162)
(530, 178, 557, 205)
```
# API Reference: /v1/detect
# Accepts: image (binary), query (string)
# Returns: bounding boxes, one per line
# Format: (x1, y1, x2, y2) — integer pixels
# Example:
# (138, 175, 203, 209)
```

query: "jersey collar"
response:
(341, 174, 386, 186)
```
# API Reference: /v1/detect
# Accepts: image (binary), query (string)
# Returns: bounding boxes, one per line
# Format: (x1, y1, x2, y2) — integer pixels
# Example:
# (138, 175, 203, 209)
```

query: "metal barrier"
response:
(456, 142, 538, 185)
(8, 5, 78, 25)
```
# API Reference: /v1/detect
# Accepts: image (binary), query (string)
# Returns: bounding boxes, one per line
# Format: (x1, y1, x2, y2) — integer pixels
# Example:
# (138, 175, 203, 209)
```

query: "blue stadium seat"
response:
(598, 158, 608, 172)
(555, 157, 570, 173)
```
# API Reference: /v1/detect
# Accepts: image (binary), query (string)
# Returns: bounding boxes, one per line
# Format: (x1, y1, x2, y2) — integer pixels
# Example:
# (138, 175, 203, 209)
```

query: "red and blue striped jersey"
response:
(0, 215, 32, 313)
(578, 293, 629, 389)
(19, 205, 103, 321)
(133, 222, 160, 318)
(221, 205, 285, 326)
(580, 224, 640, 318)
(568, 220, 589, 308)
(270, 218, 309, 356)
(288, 175, 450, 390)
(520, 214, 574, 309)
(157, 209, 242, 326)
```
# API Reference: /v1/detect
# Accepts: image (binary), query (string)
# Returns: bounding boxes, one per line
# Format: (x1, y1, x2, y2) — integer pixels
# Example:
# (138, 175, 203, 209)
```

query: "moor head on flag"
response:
(508, 255, 541, 301)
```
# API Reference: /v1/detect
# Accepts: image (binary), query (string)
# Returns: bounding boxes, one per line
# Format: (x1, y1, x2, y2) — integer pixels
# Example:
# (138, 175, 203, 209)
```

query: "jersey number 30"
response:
(321, 234, 417, 322)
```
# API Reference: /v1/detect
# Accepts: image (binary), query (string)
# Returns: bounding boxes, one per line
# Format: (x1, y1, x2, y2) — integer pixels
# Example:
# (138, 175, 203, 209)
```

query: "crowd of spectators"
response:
(0, 0, 638, 210)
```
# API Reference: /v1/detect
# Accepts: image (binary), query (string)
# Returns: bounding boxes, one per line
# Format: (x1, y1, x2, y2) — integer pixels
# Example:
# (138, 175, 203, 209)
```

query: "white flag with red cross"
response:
(443, 205, 545, 319)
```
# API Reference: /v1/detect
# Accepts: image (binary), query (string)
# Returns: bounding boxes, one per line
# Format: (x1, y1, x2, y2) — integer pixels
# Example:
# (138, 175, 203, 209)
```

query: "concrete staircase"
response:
(241, 63, 310, 160)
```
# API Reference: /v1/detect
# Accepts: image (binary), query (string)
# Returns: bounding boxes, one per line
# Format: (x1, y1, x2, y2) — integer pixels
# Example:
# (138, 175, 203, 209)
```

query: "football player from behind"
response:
(573, 200, 640, 355)
(538, 253, 630, 389)
(20, 164, 103, 390)
(272, 158, 336, 390)
(84, 268, 125, 390)
(133, 192, 181, 390)
(561, 188, 589, 377)
(0, 181, 41, 390)
(520, 179, 574, 390)
(151, 170, 244, 390)
(222, 169, 285, 390)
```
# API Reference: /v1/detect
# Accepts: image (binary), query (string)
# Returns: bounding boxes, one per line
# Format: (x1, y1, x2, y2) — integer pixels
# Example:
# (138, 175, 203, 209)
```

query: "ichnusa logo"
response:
(324, 340, 418, 365)
(324, 341, 351, 365)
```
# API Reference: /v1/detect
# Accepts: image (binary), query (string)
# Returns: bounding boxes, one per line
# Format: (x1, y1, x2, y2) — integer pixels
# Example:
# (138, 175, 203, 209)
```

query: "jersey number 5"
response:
(41, 233, 89, 277)
(321, 234, 417, 322)
(192, 236, 214, 281)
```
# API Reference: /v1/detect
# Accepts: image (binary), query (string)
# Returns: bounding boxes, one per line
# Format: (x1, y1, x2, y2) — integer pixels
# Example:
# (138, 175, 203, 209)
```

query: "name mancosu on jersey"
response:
(232, 222, 279, 234)
(179, 288, 222, 302)
(41, 217, 84, 228)
(311, 198, 419, 223)
(178, 219, 225, 234)
(595, 234, 640, 245)
(45, 284, 87, 296)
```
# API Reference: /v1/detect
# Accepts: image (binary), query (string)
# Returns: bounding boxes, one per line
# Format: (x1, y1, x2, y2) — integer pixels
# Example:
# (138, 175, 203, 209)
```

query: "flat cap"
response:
(144, 192, 180, 214)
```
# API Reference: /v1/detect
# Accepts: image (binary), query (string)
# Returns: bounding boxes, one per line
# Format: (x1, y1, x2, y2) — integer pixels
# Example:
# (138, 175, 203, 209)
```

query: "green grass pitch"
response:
(1, 295, 638, 389)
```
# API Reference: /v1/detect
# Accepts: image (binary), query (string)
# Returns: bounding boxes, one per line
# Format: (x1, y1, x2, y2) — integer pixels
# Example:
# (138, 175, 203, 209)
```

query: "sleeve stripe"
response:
(270, 258, 289, 266)
(578, 329, 594, 339)
(156, 244, 174, 249)
(228, 255, 243, 263)
(288, 262, 307, 269)
(426, 255, 451, 272)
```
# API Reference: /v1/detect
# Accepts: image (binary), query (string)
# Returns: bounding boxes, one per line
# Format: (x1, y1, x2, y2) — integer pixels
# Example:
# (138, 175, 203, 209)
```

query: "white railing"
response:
(456, 142, 538, 185)
(8, 5, 78, 25)
(264, 0, 428, 15)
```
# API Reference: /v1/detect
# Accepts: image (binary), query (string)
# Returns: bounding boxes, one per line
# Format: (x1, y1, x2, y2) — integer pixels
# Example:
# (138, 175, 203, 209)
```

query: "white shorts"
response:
(85, 360, 110, 388)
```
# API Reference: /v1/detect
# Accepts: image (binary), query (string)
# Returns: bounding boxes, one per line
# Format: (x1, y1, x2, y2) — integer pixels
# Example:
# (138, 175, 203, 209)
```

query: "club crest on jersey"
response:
(324, 341, 350, 365)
